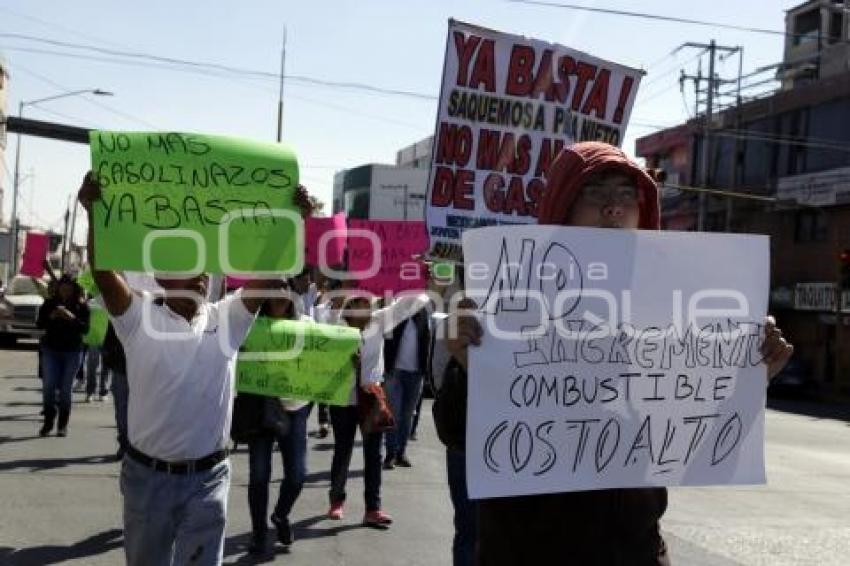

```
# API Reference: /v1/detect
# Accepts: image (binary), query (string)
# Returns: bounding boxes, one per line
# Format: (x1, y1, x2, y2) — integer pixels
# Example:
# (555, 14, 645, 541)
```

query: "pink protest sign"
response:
(348, 220, 428, 295)
(20, 232, 50, 277)
(306, 213, 347, 267)
(226, 275, 252, 289)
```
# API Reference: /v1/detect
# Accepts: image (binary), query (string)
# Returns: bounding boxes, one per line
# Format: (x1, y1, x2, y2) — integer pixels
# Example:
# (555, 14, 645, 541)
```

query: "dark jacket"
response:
(101, 323, 126, 374)
(36, 298, 90, 352)
(432, 362, 670, 566)
(383, 307, 430, 374)
(231, 392, 291, 443)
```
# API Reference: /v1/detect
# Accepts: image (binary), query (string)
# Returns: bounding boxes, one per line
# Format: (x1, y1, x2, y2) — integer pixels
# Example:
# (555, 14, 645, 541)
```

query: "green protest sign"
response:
(89, 131, 302, 274)
(83, 306, 109, 347)
(77, 269, 99, 297)
(236, 317, 360, 406)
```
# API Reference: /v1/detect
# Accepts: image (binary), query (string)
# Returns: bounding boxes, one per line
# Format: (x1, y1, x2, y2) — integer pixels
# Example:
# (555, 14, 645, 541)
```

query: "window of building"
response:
(794, 9, 821, 46)
(794, 210, 828, 242)
(828, 11, 843, 44)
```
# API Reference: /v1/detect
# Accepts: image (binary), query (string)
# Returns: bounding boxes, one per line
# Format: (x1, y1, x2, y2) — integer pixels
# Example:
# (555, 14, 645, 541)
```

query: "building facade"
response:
(332, 137, 432, 221)
(636, 0, 850, 395)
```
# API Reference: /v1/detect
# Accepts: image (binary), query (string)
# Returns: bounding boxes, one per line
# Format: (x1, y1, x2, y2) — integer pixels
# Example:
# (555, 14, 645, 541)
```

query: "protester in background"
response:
(78, 172, 312, 566)
(288, 267, 317, 319)
(233, 289, 314, 555)
(438, 141, 795, 566)
(382, 288, 432, 469)
(102, 323, 128, 460)
(328, 292, 429, 527)
(312, 276, 344, 439)
(84, 315, 111, 403)
(36, 274, 90, 437)
(428, 264, 477, 566)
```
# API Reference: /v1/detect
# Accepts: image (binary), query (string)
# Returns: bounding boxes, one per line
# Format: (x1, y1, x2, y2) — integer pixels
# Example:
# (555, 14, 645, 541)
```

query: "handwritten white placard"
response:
(463, 225, 769, 499)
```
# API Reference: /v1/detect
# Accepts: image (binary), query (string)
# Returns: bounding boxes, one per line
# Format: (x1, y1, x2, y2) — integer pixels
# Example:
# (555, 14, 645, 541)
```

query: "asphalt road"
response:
(0, 342, 847, 565)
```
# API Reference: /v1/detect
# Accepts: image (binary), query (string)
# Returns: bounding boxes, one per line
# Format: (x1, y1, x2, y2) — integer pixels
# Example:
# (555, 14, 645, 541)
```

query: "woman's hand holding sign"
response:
(762, 316, 793, 382)
(444, 297, 483, 372)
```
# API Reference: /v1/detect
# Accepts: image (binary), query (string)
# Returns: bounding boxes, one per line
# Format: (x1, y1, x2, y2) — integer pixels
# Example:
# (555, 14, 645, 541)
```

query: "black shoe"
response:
(248, 531, 267, 555)
(409, 432, 418, 441)
(383, 454, 396, 470)
(270, 512, 293, 546)
(395, 454, 412, 467)
(39, 424, 52, 437)
(57, 428, 67, 437)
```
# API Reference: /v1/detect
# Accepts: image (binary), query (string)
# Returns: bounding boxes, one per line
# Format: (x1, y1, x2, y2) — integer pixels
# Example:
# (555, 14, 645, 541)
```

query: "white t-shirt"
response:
(344, 294, 430, 406)
(111, 290, 256, 461)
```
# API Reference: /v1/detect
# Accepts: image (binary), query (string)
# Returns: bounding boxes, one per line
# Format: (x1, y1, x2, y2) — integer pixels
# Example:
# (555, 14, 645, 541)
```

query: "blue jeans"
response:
(121, 456, 230, 566)
(329, 405, 383, 511)
(85, 346, 111, 396)
(42, 348, 84, 428)
(385, 369, 424, 457)
(447, 449, 478, 566)
(247, 403, 312, 535)
(111, 371, 129, 450)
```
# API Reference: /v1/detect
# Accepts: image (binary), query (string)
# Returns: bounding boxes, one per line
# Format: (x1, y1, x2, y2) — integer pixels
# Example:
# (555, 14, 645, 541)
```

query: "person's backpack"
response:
(231, 393, 265, 443)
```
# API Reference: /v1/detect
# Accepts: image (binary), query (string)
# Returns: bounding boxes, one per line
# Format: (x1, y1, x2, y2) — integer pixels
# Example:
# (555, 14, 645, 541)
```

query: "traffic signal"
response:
(840, 249, 850, 289)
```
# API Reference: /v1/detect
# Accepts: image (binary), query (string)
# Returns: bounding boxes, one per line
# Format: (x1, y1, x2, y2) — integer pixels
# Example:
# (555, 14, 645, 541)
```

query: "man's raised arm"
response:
(78, 172, 133, 317)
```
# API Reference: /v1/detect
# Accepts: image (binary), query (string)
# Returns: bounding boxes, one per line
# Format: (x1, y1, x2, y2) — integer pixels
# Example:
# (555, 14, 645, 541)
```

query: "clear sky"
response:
(0, 0, 801, 243)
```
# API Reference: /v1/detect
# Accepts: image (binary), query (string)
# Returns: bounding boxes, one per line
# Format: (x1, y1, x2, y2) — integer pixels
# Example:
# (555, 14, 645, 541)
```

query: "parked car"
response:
(767, 355, 818, 400)
(0, 275, 48, 346)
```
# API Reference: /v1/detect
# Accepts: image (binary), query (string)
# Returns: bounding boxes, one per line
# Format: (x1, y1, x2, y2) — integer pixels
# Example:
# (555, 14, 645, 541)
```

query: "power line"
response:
(26, 103, 101, 129)
(507, 0, 841, 42)
(11, 63, 159, 129)
(4, 45, 433, 131)
(0, 5, 132, 51)
(0, 33, 438, 101)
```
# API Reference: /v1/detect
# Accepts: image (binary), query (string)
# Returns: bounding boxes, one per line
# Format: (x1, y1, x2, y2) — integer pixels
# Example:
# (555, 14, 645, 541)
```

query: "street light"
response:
(8, 88, 113, 275)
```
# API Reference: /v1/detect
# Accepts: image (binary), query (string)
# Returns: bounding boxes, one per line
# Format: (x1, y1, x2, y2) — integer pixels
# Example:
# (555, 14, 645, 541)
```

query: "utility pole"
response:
(724, 46, 744, 232)
(276, 26, 287, 142)
(677, 40, 739, 231)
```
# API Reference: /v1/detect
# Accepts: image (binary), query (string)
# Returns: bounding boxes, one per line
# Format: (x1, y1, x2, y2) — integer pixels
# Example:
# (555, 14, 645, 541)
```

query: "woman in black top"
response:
(36, 274, 90, 437)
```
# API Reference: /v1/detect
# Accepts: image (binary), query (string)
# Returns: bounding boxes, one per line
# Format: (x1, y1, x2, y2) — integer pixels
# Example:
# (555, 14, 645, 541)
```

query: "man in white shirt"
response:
(382, 299, 431, 469)
(78, 173, 309, 566)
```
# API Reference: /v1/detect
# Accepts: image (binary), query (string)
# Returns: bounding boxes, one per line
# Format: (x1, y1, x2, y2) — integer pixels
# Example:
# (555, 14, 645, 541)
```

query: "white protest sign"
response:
(425, 20, 643, 260)
(463, 225, 769, 499)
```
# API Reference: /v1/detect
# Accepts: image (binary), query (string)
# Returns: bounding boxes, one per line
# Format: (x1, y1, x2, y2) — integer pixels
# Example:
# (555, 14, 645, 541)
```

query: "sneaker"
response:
(99, 394, 109, 402)
(247, 530, 267, 555)
(363, 509, 393, 528)
(85, 395, 94, 403)
(270, 512, 293, 546)
(57, 428, 67, 437)
(317, 425, 329, 439)
(395, 454, 412, 468)
(383, 454, 396, 470)
(327, 501, 344, 520)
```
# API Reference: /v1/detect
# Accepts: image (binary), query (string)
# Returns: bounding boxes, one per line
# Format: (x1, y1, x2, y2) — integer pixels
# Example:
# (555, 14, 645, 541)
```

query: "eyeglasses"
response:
(579, 185, 639, 206)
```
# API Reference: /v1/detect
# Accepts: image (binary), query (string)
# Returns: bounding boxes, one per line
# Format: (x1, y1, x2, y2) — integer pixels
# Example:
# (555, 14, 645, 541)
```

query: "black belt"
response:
(126, 444, 228, 475)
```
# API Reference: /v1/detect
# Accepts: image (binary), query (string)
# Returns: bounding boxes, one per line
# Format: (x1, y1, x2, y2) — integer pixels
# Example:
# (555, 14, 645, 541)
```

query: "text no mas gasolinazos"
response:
(92, 132, 295, 230)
